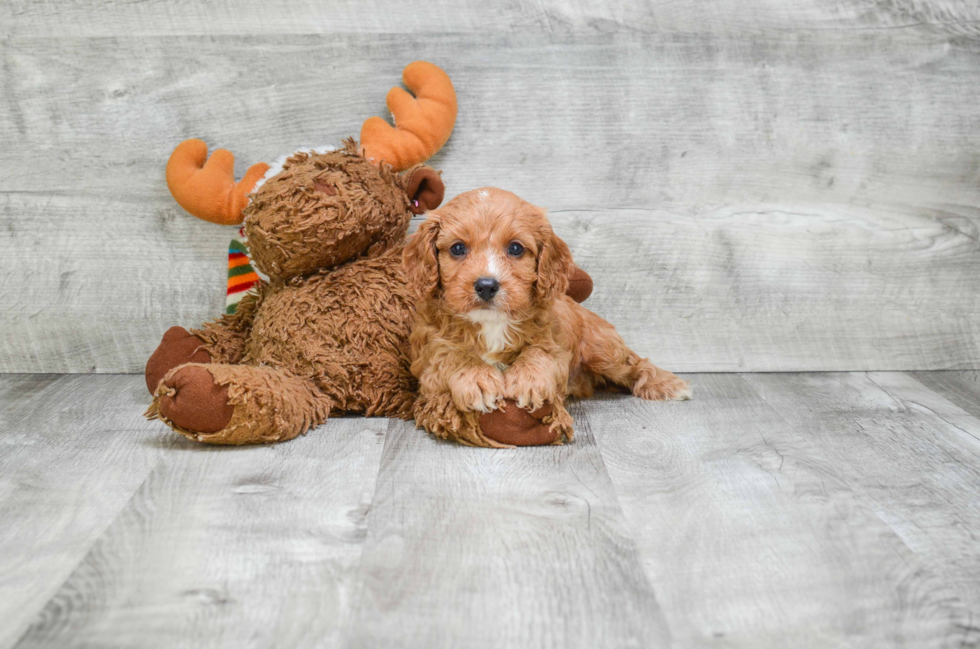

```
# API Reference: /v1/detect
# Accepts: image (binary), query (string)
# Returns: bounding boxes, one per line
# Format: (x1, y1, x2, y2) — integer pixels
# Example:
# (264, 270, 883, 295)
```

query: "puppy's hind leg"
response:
(580, 313, 692, 401)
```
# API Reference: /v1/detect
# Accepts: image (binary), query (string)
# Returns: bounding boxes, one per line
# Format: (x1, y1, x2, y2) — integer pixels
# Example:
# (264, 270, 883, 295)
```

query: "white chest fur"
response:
(464, 309, 514, 369)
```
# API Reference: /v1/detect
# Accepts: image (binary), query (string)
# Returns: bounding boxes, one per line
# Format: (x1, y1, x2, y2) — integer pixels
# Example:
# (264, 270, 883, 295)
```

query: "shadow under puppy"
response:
(403, 187, 691, 448)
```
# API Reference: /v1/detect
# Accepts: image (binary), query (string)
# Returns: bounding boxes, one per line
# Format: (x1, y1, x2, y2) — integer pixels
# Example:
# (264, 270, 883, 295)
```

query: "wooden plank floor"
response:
(2, 373, 979, 648)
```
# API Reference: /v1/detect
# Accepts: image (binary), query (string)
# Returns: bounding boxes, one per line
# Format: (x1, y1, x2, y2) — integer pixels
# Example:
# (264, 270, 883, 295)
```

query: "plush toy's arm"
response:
(191, 289, 263, 364)
(166, 139, 270, 225)
(144, 289, 260, 394)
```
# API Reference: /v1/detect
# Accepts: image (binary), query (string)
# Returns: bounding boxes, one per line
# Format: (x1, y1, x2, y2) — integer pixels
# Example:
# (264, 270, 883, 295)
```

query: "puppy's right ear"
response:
(403, 214, 441, 300)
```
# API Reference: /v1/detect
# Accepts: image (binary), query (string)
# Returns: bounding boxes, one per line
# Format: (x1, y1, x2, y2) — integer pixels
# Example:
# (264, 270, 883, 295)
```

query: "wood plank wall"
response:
(1, 1, 979, 372)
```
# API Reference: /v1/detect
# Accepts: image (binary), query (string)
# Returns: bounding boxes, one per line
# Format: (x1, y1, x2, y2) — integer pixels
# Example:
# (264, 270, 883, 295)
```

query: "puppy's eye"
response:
(507, 241, 525, 257)
(449, 242, 467, 258)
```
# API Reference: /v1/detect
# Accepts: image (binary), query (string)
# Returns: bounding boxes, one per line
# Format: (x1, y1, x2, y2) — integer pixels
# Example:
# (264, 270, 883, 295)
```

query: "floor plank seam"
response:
(332, 418, 396, 647)
(867, 372, 980, 449)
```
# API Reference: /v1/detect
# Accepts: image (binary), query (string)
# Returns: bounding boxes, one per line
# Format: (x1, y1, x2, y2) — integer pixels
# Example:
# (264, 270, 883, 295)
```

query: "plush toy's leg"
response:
(191, 289, 262, 364)
(147, 363, 331, 445)
(414, 393, 572, 448)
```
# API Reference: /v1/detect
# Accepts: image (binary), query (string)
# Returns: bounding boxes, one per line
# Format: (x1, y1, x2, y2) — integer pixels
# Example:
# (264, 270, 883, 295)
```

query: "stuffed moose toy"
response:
(145, 61, 593, 447)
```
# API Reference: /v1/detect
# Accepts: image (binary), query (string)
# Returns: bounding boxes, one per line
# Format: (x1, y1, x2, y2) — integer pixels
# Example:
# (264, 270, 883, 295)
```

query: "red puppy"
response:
(403, 187, 691, 447)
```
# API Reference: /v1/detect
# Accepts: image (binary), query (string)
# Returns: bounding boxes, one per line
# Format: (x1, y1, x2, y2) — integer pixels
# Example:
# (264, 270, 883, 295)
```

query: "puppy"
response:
(403, 187, 691, 447)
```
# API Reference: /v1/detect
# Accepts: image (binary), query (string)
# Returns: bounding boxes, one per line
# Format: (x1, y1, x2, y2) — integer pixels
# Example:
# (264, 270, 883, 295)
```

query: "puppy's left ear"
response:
(403, 165, 445, 215)
(535, 225, 575, 304)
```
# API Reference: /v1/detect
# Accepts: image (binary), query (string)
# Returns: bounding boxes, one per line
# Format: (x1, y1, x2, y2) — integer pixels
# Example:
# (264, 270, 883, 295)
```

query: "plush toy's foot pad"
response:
(157, 365, 234, 434)
(145, 326, 211, 394)
(479, 400, 559, 446)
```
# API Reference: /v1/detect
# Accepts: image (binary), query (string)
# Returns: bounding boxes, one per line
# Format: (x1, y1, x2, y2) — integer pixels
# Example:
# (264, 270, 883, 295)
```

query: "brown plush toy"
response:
(145, 62, 593, 446)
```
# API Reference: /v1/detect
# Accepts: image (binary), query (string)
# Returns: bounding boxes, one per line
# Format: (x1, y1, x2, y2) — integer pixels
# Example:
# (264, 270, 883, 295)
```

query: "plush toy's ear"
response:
(403, 215, 442, 299)
(361, 61, 457, 172)
(404, 166, 445, 214)
(166, 139, 269, 225)
(535, 226, 575, 304)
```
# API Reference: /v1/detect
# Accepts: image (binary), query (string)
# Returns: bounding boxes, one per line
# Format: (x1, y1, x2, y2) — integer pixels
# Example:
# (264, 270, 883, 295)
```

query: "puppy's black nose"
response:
(474, 277, 500, 302)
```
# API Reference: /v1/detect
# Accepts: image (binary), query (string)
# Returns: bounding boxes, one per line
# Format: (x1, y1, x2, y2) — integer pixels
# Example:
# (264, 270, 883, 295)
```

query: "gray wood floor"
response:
(2, 373, 979, 648)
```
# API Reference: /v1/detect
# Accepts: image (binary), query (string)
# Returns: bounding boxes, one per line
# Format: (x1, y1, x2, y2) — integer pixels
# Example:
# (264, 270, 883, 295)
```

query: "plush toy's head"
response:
(243, 140, 444, 280)
(164, 61, 456, 279)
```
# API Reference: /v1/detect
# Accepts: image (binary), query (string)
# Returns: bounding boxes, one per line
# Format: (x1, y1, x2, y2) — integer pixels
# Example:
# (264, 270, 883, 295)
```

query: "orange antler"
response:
(165, 139, 270, 225)
(360, 61, 457, 172)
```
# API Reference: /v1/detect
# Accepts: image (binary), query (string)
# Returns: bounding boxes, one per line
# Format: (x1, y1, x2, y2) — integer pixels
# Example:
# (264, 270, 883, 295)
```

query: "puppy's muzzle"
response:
(474, 277, 500, 302)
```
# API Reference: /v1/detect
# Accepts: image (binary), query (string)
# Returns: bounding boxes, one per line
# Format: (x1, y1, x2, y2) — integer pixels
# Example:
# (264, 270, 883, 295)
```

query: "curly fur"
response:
(246, 139, 413, 280)
(404, 188, 692, 446)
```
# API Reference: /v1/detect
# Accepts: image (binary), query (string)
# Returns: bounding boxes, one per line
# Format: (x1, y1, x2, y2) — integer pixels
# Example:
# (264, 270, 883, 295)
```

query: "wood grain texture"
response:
(870, 371, 980, 454)
(11, 415, 388, 649)
(3, 26, 980, 372)
(553, 203, 980, 371)
(0, 375, 173, 649)
(586, 375, 976, 648)
(742, 372, 980, 614)
(341, 417, 670, 649)
(5, 33, 980, 207)
(0, 194, 228, 373)
(2, 0, 979, 37)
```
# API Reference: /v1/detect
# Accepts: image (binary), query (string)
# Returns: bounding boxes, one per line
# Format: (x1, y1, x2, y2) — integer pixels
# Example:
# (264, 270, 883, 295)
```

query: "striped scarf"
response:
(226, 228, 262, 314)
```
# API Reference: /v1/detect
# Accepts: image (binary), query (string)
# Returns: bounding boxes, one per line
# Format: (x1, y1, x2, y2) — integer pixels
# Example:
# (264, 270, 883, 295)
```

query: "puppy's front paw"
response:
(450, 365, 505, 412)
(544, 402, 575, 444)
(503, 367, 557, 412)
(633, 363, 692, 401)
